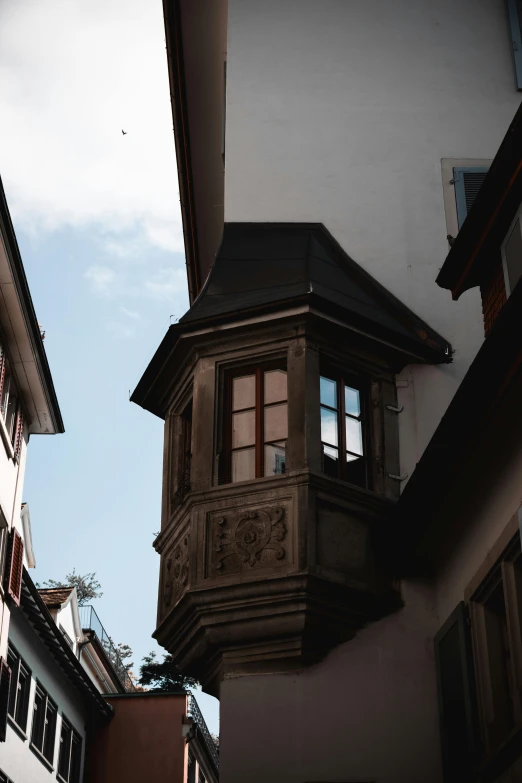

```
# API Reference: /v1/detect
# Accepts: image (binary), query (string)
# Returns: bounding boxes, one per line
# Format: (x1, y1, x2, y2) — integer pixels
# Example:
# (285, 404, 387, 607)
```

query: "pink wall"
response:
(220, 582, 442, 783)
(86, 693, 187, 783)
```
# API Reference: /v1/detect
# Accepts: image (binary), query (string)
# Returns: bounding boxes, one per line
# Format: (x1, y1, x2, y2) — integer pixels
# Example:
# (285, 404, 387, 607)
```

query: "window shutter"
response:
(13, 408, 23, 461)
(4, 528, 23, 606)
(434, 601, 479, 782)
(508, 0, 522, 90)
(0, 657, 11, 742)
(453, 167, 489, 229)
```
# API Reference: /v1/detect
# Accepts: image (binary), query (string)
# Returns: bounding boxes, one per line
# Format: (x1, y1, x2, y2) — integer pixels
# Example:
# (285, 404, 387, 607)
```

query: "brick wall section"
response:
(481, 262, 507, 335)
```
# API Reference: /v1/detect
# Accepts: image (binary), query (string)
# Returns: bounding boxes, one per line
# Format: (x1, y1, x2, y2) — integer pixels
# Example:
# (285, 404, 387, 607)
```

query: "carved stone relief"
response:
(163, 534, 189, 612)
(209, 505, 288, 576)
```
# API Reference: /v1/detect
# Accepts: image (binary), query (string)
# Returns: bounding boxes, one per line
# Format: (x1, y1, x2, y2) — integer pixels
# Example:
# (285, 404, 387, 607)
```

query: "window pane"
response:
(264, 370, 287, 404)
(58, 721, 72, 780)
(232, 375, 255, 411)
(43, 700, 57, 763)
(232, 410, 255, 448)
(5, 393, 17, 439)
(70, 733, 82, 783)
(7, 648, 17, 719)
(265, 442, 286, 476)
(231, 448, 255, 483)
(322, 444, 338, 477)
(344, 386, 360, 417)
(264, 403, 288, 442)
(16, 663, 30, 730)
(320, 376, 337, 408)
(321, 407, 338, 447)
(346, 453, 366, 487)
(31, 688, 45, 752)
(346, 417, 363, 455)
(1, 373, 10, 417)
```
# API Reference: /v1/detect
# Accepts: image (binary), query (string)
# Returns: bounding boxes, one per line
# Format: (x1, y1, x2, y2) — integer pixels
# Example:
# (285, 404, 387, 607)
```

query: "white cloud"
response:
(84, 265, 117, 296)
(0, 0, 183, 254)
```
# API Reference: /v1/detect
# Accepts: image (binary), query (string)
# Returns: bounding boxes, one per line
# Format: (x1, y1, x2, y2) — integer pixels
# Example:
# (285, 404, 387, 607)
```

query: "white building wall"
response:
(225, 0, 521, 474)
(0, 432, 28, 660)
(1, 610, 87, 783)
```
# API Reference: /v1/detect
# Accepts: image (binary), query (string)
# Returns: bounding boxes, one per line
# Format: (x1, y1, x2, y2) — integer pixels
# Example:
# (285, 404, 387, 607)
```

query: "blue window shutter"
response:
(508, 0, 522, 90)
(453, 167, 489, 229)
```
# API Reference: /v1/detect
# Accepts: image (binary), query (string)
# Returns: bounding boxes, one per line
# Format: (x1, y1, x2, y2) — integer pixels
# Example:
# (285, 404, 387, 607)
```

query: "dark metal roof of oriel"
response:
(131, 223, 451, 416)
(183, 223, 450, 358)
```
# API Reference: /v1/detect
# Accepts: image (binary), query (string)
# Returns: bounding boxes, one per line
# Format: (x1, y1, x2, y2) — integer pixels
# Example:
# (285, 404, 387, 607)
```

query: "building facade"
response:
(131, 2, 522, 781)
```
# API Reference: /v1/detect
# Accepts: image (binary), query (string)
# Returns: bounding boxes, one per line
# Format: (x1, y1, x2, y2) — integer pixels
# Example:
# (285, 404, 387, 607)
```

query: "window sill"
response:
(0, 414, 15, 461)
(30, 742, 54, 772)
(8, 714, 28, 741)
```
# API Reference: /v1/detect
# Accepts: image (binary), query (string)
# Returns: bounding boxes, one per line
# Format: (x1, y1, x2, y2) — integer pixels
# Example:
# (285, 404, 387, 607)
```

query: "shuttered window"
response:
(434, 602, 479, 781)
(0, 658, 11, 743)
(453, 167, 489, 229)
(508, 0, 522, 90)
(3, 529, 23, 607)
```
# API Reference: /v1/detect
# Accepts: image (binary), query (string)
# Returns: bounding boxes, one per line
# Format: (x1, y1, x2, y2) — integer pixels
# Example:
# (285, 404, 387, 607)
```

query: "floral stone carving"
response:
(212, 506, 287, 575)
(163, 535, 189, 611)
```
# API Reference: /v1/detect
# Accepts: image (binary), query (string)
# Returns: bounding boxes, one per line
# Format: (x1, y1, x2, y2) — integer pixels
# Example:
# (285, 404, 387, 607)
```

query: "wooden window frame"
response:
(467, 528, 522, 762)
(224, 362, 287, 484)
(7, 643, 31, 733)
(30, 681, 57, 767)
(320, 369, 370, 489)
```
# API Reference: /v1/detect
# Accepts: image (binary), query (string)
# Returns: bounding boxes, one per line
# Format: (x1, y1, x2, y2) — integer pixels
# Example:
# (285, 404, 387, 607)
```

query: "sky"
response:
(0, 0, 219, 733)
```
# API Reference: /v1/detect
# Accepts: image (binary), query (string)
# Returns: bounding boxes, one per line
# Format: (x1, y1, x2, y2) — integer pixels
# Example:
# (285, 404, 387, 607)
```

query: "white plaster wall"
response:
(56, 602, 79, 655)
(220, 581, 441, 783)
(2, 610, 87, 783)
(225, 0, 521, 472)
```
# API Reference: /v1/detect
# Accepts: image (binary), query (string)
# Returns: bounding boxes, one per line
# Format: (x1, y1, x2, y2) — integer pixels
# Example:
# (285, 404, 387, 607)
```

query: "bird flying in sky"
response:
(121, 130, 127, 135)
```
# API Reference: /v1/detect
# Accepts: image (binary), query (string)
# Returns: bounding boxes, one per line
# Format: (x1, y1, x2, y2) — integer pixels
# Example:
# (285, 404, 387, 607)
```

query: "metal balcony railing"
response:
(79, 605, 134, 693)
(188, 693, 219, 770)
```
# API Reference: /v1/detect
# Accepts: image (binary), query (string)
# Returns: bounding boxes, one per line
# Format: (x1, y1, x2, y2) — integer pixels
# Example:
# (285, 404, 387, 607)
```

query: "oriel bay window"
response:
(227, 367, 287, 483)
(320, 374, 367, 488)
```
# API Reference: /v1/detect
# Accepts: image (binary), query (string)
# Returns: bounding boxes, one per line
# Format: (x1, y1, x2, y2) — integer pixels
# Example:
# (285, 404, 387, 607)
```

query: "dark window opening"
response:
(7, 644, 31, 732)
(180, 401, 193, 498)
(31, 683, 57, 765)
(58, 716, 82, 783)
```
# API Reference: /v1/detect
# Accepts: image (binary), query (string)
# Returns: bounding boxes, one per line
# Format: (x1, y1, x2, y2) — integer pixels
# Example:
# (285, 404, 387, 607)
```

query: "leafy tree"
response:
(114, 642, 134, 671)
(39, 569, 103, 606)
(139, 651, 198, 692)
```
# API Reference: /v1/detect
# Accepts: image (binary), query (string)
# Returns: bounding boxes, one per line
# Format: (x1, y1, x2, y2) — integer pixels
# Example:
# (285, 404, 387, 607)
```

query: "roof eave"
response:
(0, 177, 64, 434)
